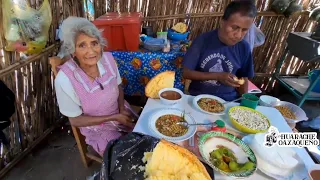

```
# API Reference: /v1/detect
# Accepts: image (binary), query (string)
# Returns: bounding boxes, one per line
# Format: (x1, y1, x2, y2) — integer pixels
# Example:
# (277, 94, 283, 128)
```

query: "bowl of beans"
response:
(228, 106, 271, 134)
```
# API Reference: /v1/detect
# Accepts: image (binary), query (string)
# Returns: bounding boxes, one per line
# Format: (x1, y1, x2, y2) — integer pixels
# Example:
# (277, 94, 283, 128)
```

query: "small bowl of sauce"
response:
(158, 88, 184, 105)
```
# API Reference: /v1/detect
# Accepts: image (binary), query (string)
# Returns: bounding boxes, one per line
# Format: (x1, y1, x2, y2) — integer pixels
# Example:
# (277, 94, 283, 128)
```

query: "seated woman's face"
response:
(74, 33, 102, 67)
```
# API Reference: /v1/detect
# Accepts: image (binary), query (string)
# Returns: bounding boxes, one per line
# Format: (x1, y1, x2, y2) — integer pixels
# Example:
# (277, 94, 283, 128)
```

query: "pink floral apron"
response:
(59, 52, 135, 156)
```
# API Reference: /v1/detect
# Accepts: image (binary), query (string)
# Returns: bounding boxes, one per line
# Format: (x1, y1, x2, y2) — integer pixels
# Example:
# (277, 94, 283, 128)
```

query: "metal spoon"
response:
(223, 97, 243, 105)
(176, 121, 218, 127)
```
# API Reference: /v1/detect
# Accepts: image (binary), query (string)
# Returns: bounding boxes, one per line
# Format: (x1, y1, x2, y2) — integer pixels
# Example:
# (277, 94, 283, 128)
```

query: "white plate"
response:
(148, 108, 197, 143)
(193, 94, 226, 115)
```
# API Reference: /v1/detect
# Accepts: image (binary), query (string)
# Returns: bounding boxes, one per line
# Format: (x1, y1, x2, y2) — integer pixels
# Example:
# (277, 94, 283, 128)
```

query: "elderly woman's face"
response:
(74, 33, 102, 67)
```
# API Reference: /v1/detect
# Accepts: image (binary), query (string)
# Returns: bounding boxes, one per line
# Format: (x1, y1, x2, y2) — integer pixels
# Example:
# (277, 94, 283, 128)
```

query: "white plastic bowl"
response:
(193, 94, 226, 115)
(259, 95, 280, 107)
(148, 108, 196, 142)
(158, 88, 184, 105)
(272, 101, 308, 123)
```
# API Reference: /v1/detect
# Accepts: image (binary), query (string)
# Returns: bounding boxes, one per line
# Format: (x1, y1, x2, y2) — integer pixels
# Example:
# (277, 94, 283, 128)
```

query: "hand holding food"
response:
(112, 114, 135, 128)
(233, 77, 245, 85)
(217, 72, 241, 87)
(120, 108, 131, 117)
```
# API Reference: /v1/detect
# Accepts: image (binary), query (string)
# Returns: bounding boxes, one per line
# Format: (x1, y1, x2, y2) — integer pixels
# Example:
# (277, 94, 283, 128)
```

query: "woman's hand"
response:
(217, 73, 241, 88)
(120, 107, 131, 117)
(112, 114, 135, 128)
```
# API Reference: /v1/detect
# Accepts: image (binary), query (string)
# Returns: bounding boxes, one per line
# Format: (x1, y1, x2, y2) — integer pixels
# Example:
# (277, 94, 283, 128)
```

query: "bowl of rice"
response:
(228, 106, 271, 134)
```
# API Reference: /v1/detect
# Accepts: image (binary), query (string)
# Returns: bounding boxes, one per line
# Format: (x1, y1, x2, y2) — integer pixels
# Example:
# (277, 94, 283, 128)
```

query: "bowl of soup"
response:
(158, 88, 184, 105)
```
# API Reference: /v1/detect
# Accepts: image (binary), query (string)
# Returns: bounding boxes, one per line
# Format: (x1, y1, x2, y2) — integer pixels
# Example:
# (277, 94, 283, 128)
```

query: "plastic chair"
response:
(49, 56, 142, 167)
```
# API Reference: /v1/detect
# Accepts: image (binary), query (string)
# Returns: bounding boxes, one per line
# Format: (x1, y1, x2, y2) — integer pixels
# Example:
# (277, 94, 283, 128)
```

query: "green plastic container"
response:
(240, 93, 259, 109)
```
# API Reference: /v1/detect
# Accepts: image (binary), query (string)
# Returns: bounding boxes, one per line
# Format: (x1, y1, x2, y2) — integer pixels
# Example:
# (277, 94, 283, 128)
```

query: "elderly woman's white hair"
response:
(57, 16, 106, 59)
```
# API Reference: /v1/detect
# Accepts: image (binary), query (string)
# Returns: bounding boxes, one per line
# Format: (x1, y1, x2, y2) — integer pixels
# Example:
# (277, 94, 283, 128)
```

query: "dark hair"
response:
(222, 1, 257, 20)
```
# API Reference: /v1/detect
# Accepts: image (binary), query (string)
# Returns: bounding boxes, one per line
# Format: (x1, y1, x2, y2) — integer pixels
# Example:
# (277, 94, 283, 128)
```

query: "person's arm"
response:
(181, 34, 221, 82)
(182, 33, 240, 87)
(114, 65, 129, 115)
(68, 114, 129, 127)
(54, 72, 133, 128)
(237, 77, 249, 95)
(182, 34, 204, 79)
(183, 67, 221, 81)
(118, 85, 125, 112)
(70, 115, 113, 127)
(236, 42, 255, 94)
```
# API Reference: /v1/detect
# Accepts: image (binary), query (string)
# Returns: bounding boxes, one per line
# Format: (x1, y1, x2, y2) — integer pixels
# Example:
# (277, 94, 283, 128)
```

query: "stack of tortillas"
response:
(145, 71, 175, 99)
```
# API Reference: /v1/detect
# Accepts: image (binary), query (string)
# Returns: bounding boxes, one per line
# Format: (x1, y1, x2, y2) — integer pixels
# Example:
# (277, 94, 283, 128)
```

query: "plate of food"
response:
(229, 106, 270, 134)
(272, 101, 308, 123)
(148, 108, 197, 142)
(193, 94, 226, 115)
(199, 131, 257, 178)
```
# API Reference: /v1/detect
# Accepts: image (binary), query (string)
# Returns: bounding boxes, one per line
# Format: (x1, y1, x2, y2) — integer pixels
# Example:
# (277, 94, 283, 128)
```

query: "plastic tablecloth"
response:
(133, 95, 316, 180)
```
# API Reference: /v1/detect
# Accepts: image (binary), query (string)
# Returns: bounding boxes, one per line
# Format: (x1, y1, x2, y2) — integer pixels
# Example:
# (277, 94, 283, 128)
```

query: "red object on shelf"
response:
(92, 12, 142, 51)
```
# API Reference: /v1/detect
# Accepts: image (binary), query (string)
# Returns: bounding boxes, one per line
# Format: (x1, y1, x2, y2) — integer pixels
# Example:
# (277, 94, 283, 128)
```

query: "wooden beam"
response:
(86, 153, 103, 164)
(143, 11, 280, 21)
(0, 117, 65, 178)
(142, 11, 310, 21)
(0, 44, 58, 78)
(254, 73, 308, 77)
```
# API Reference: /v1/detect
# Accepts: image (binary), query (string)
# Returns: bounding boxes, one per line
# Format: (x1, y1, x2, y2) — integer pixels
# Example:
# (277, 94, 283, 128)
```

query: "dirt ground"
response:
(3, 126, 101, 180)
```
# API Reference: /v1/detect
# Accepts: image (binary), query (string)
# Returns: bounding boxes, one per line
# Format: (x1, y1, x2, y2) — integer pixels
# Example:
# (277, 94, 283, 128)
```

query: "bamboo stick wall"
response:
(0, 0, 83, 173)
(102, 0, 320, 90)
(0, 0, 319, 175)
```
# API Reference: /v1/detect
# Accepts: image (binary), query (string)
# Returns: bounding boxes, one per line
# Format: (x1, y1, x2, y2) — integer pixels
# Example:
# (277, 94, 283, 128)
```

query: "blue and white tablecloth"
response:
(112, 51, 186, 96)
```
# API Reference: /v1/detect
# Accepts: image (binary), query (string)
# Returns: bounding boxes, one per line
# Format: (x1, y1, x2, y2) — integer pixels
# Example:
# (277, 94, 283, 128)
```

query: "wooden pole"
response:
(0, 44, 58, 78)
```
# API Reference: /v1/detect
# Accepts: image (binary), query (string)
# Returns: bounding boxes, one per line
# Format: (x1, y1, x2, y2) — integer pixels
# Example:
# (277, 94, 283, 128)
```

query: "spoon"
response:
(177, 122, 217, 127)
(177, 120, 225, 127)
(223, 97, 243, 105)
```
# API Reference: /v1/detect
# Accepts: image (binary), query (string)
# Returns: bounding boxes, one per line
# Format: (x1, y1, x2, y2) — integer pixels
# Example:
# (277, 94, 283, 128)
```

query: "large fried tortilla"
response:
(143, 140, 212, 180)
(145, 71, 175, 99)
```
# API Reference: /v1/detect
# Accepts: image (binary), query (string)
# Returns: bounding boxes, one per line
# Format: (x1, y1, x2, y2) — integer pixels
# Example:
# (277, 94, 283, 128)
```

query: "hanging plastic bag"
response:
(2, 0, 52, 55)
(244, 24, 266, 52)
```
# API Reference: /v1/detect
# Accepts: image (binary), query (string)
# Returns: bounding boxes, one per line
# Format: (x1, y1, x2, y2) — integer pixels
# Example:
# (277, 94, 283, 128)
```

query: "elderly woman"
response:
(54, 17, 137, 156)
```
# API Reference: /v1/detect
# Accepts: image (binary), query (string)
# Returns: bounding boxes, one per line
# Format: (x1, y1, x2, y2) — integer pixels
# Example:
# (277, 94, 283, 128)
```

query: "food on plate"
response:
(209, 146, 255, 173)
(229, 107, 269, 131)
(197, 98, 225, 113)
(160, 90, 181, 100)
(275, 106, 297, 119)
(209, 146, 255, 172)
(145, 71, 175, 99)
(143, 140, 211, 180)
(156, 114, 188, 137)
(233, 77, 245, 85)
(172, 22, 188, 33)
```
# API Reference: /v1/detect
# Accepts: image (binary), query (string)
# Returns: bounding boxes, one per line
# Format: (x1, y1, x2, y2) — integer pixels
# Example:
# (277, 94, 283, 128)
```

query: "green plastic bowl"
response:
(240, 93, 259, 109)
